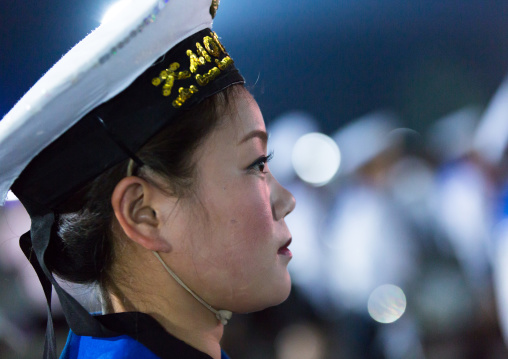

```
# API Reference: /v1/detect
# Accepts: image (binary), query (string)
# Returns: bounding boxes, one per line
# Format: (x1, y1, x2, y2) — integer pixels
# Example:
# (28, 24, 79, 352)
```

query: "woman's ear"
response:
(111, 176, 171, 252)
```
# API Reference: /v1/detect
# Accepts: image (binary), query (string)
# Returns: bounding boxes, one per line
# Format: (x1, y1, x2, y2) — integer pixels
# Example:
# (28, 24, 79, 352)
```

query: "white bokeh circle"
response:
(291, 133, 341, 186)
(368, 284, 407, 324)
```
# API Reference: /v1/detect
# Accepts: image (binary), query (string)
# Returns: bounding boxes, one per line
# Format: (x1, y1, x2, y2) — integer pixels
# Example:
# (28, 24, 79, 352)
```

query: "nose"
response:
(270, 175, 296, 221)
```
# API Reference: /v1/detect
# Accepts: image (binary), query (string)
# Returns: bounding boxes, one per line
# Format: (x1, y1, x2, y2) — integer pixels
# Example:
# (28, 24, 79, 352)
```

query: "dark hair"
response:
(46, 85, 241, 287)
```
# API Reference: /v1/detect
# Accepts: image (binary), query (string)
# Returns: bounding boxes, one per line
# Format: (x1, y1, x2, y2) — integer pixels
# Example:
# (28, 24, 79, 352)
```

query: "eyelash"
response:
(247, 151, 274, 174)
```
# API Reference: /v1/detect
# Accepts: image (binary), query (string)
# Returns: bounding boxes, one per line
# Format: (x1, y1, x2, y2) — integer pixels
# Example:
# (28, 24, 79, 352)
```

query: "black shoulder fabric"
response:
(96, 312, 214, 359)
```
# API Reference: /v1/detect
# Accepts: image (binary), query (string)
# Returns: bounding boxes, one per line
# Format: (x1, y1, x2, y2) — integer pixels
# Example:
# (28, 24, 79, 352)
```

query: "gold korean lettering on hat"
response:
(151, 30, 234, 108)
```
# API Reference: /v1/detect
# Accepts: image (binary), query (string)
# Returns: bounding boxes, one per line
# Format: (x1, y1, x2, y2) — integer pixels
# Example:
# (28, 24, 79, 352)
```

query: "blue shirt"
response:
(59, 312, 230, 359)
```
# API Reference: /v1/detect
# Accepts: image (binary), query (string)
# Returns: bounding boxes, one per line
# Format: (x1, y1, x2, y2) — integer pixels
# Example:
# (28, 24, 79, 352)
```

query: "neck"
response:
(107, 249, 225, 359)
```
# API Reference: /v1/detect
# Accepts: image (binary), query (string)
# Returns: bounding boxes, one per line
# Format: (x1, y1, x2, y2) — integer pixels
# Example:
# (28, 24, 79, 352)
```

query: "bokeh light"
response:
(268, 112, 319, 184)
(291, 133, 341, 186)
(368, 284, 407, 324)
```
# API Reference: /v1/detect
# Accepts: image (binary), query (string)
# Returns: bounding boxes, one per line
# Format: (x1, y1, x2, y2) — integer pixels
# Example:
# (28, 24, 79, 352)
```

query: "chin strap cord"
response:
(127, 158, 232, 326)
(152, 251, 232, 325)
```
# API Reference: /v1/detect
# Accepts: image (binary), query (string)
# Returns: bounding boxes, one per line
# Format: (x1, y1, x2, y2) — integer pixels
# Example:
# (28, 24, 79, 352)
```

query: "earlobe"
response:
(111, 176, 171, 252)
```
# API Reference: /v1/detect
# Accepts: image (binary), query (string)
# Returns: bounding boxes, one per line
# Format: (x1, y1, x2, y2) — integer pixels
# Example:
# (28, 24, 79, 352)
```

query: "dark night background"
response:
(2, 1, 508, 133)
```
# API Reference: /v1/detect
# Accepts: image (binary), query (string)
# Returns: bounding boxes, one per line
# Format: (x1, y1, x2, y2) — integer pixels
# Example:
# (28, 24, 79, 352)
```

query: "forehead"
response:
(217, 89, 266, 141)
(192, 90, 266, 170)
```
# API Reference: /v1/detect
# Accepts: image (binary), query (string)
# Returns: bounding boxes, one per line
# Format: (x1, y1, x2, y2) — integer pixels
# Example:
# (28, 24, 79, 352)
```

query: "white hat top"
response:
(0, 0, 214, 204)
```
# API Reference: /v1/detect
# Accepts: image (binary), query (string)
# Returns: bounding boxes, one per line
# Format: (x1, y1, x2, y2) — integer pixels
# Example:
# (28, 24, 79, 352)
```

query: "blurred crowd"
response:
(224, 78, 508, 359)
(2, 79, 508, 358)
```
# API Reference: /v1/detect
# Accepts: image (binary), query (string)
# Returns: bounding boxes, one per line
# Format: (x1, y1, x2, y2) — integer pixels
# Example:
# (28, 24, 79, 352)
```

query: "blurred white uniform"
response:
(324, 180, 416, 312)
(433, 159, 493, 293)
(284, 181, 329, 310)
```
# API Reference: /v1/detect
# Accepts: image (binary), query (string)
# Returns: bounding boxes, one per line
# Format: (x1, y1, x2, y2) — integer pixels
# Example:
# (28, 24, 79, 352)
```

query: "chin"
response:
(235, 272, 292, 313)
(273, 271, 292, 304)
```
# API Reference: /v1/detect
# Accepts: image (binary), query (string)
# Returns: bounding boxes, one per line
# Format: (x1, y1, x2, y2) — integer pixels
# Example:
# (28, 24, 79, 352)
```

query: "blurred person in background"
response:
(324, 113, 419, 358)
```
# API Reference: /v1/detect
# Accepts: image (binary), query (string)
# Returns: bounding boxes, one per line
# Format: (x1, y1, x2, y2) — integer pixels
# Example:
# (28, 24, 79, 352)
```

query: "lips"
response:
(277, 238, 292, 256)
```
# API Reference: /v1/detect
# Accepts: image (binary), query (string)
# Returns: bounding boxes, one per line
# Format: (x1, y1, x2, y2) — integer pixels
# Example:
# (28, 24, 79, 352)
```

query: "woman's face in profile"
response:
(159, 90, 295, 313)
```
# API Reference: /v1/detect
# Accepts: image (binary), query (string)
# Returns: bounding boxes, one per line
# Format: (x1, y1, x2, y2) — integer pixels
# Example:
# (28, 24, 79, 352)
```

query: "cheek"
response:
(196, 181, 274, 276)
(184, 179, 290, 311)
(221, 182, 273, 248)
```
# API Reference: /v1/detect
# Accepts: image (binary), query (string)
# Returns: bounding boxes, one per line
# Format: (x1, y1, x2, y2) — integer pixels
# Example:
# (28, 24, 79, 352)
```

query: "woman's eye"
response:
(255, 162, 266, 172)
(248, 152, 274, 174)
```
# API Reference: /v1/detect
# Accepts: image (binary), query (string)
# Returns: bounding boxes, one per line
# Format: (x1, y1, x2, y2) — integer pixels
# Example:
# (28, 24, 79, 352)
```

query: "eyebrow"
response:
(237, 129, 268, 145)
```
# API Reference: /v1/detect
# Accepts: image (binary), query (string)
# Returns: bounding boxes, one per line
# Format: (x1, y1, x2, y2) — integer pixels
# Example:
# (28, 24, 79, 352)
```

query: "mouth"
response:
(277, 238, 292, 257)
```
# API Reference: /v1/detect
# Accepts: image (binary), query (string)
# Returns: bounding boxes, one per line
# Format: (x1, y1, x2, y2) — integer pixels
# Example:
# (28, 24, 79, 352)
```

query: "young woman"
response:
(0, 1, 295, 358)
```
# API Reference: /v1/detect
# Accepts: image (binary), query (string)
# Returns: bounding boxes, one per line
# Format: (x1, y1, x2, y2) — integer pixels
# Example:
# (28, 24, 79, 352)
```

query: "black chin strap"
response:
(20, 206, 117, 359)
(20, 224, 56, 359)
